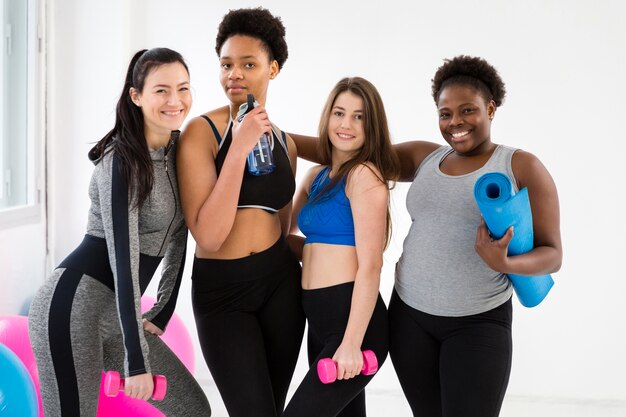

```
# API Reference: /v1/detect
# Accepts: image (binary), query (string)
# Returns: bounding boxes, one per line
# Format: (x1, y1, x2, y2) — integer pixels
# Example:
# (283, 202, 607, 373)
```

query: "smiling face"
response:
(437, 83, 496, 156)
(130, 62, 191, 141)
(327, 91, 366, 162)
(219, 34, 279, 108)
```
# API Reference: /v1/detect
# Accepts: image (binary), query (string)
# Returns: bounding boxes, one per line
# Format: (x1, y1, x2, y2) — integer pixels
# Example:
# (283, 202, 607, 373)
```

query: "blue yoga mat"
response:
(473, 172, 554, 307)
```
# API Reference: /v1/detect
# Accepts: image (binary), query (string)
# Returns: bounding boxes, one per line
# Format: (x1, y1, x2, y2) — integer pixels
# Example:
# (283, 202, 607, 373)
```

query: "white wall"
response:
(25, 0, 626, 408)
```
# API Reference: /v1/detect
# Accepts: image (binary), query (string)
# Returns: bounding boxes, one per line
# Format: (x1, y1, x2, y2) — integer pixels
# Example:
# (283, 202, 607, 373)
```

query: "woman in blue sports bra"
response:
(282, 77, 399, 417)
(176, 8, 305, 417)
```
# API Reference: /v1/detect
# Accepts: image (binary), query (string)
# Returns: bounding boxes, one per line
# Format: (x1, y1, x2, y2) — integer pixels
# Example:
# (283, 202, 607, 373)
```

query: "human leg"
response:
(257, 246, 305, 412)
(388, 290, 442, 417)
(29, 270, 108, 417)
(144, 334, 212, 416)
(191, 247, 291, 417)
(439, 299, 513, 417)
(283, 283, 388, 417)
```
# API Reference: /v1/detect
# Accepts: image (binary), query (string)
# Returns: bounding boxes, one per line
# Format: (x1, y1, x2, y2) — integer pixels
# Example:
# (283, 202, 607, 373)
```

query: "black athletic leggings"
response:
(388, 290, 512, 417)
(191, 237, 305, 417)
(283, 281, 389, 417)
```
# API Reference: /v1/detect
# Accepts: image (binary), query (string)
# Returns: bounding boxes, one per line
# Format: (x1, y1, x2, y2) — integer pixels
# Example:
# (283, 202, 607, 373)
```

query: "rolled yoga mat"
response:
(473, 172, 554, 307)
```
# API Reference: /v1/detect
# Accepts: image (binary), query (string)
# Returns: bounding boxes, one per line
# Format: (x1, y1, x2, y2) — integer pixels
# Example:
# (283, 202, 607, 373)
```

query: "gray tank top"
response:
(395, 144, 516, 316)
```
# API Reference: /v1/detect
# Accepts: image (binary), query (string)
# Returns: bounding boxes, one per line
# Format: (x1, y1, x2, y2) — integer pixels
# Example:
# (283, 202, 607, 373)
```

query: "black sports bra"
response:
(201, 115, 295, 213)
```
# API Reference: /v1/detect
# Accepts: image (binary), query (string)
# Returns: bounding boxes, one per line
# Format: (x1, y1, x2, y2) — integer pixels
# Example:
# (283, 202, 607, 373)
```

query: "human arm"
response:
(277, 133, 298, 237)
(177, 107, 271, 252)
(142, 212, 187, 332)
(475, 150, 562, 275)
(96, 153, 154, 398)
(332, 164, 388, 380)
(287, 132, 322, 163)
(393, 140, 442, 182)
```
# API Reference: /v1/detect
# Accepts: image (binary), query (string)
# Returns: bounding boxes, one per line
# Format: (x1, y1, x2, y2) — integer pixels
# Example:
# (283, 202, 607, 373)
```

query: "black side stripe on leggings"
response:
(48, 268, 83, 416)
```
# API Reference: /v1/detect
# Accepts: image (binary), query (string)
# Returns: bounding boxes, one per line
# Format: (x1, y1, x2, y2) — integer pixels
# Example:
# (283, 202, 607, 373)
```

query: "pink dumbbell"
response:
(317, 350, 378, 384)
(103, 370, 167, 401)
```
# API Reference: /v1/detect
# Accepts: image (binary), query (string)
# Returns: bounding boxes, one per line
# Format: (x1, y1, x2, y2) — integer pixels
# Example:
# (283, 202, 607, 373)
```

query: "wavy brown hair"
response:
(316, 77, 400, 247)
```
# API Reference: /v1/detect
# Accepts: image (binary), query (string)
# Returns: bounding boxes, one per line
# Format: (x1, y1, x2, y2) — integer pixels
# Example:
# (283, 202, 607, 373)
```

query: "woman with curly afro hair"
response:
(177, 8, 305, 417)
(388, 55, 562, 416)
(291, 55, 562, 416)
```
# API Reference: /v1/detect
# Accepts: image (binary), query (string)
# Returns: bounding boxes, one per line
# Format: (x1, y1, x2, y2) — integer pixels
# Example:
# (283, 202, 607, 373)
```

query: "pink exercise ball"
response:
(0, 315, 44, 417)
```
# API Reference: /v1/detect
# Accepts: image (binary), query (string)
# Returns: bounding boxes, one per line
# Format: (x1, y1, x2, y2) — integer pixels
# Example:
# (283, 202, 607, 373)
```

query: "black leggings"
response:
(388, 290, 512, 417)
(191, 237, 305, 417)
(283, 281, 389, 417)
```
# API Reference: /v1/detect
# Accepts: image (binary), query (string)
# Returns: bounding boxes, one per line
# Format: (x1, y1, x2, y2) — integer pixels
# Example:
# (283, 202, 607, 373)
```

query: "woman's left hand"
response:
(332, 342, 363, 380)
(142, 319, 164, 336)
(474, 219, 514, 273)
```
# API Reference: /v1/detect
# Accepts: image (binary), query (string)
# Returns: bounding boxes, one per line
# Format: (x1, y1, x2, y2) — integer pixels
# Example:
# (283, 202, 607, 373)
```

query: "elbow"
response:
(190, 230, 226, 253)
(196, 237, 224, 253)
(358, 260, 383, 281)
(551, 246, 563, 273)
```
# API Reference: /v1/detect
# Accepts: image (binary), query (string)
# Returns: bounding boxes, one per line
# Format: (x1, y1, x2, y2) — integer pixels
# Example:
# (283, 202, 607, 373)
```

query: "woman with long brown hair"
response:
(282, 77, 399, 417)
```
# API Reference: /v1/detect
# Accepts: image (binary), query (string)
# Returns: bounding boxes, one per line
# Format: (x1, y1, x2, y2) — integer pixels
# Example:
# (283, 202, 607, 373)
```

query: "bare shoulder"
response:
(178, 116, 215, 152)
(349, 162, 383, 184)
(305, 164, 326, 183)
(285, 133, 298, 160)
(284, 133, 297, 152)
(179, 107, 229, 152)
(346, 162, 387, 198)
(511, 149, 553, 189)
(205, 106, 230, 127)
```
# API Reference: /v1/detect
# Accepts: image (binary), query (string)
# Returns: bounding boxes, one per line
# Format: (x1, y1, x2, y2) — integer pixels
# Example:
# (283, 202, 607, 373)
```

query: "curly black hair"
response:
(431, 55, 506, 107)
(215, 7, 288, 69)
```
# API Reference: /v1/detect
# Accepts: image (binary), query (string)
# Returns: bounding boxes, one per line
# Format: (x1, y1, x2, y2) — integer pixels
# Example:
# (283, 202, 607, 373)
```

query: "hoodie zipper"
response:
(157, 140, 177, 256)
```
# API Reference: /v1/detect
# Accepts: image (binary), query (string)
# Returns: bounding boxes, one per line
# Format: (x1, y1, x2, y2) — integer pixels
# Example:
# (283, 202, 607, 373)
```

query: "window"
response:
(0, 0, 42, 227)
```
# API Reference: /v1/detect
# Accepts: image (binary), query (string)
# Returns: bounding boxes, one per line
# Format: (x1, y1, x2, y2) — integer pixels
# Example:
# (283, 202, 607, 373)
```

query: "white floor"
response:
(200, 380, 626, 417)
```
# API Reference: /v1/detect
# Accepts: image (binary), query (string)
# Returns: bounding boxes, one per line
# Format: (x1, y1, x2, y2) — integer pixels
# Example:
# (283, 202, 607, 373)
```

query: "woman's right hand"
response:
(125, 373, 154, 401)
(332, 342, 363, 380)
(231, 105, 272, 157)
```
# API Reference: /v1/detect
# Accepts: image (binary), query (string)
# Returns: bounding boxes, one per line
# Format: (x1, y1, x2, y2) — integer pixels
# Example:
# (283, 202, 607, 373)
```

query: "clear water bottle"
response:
(237, 94, 275, 176)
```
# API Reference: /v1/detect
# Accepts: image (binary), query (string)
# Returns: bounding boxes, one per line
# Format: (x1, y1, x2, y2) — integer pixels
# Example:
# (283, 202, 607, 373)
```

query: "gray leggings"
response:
(29, 268, 211, 417)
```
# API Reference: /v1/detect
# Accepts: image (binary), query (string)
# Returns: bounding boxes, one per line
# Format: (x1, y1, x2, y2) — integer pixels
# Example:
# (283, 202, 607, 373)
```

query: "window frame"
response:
(0, 0, 44, 230)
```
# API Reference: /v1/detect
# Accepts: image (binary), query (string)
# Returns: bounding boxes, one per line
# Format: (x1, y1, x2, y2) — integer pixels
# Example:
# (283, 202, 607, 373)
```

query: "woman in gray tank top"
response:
(290, 55, 562, 417)
(387, 56, 562, 417)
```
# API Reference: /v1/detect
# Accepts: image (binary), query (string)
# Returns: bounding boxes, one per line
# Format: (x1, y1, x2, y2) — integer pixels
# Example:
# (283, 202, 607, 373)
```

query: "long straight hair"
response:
(316, 77, 400, 247)
(90, 48, 189, 208)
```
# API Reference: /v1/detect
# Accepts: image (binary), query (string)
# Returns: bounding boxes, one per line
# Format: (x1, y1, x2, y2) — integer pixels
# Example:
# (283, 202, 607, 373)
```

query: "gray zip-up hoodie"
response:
(86, 134, 187, 377)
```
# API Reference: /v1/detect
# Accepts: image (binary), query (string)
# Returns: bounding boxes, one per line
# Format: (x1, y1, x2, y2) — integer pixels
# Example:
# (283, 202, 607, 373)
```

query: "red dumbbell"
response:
(103, 370, 167, 401)
(317, 350, 378, 384)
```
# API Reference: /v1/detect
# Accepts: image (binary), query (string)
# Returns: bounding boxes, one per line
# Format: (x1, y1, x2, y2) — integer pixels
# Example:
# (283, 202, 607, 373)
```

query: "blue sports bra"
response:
(298, 167, 355, 246)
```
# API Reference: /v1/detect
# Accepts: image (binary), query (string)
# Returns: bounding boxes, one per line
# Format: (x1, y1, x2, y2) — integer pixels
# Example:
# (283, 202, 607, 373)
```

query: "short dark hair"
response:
(432, 55, 506, 107)
(215, 7, 288, 69)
